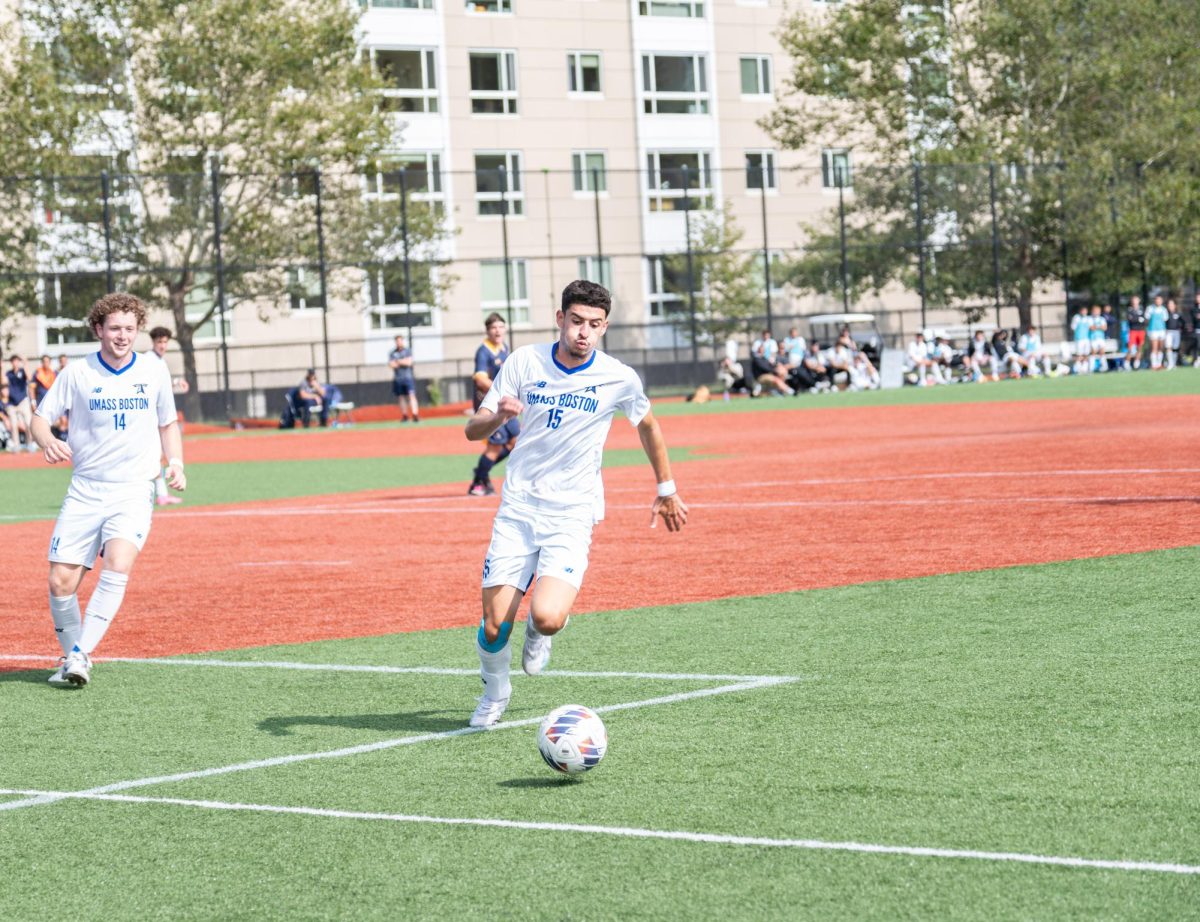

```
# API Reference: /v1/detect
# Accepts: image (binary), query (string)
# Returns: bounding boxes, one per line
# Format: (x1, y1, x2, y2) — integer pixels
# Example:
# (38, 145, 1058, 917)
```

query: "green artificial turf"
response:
(1, 547, 1197, 919)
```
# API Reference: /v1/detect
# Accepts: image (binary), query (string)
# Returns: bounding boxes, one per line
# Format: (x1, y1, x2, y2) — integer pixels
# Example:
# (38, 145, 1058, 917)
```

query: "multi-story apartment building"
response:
(7, 0, 951, 406)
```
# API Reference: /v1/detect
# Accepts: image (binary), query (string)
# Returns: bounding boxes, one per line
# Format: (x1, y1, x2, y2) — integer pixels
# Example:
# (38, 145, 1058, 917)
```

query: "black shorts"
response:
(393, 379, 415, 397)
(488, 418, 521, 446)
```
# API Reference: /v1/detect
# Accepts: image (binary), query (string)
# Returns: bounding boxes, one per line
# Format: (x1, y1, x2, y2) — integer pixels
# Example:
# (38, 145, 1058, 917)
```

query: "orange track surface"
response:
(3, 395, 1197, 661)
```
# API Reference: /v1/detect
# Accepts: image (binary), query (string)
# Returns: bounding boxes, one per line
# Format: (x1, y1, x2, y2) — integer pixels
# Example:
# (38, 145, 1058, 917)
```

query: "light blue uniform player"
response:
(1145, 297, 1169, 369)
(463, 280, 689, 728)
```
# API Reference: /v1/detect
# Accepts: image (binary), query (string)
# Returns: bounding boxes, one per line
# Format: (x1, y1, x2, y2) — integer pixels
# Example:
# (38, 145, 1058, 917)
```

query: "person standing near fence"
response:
(388, 333, 419, 423)
(1164, 299, 1183, 370)
(1190, 294, 1200, 367)
(1125, 296, 1147, 370)
(146, 327, 186, 505)
(6, 356, 36, 452)
(1145, 295, 1168, 370)
(32, 293, 185, 688)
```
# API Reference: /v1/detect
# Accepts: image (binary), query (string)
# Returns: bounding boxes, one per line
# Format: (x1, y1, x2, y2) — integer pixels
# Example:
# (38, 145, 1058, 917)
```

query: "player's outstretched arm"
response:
(159, 421, 187, 492)
(637, 411, 688, 532)
(31, 415, 71, 465)
(465, 395, 522, 442)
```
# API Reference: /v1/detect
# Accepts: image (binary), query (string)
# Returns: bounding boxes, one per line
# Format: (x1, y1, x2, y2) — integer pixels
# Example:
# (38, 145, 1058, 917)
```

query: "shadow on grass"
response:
(0, 668, 67, 687)
(257, 711, 463, 737)
(498, 776, 582, 789)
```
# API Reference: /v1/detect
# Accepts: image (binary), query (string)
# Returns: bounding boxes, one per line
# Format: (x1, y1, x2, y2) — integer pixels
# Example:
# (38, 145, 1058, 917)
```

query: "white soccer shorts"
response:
(482, 497, 593, 592)
(48, 476, 155, 568)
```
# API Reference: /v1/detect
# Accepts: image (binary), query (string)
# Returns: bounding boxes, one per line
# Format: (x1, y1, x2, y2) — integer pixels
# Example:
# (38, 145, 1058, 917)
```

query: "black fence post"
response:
(838, 179, 849, 312)
(681, 164, 699, 385)
(988, 163, 1003, 326)
(759, 163, 772, 331)
(499, 166, 514, 346)
(913, 161, 928, 331)
(313, 167, 331, 383)
(1058, 163, 1070, 319)
(210, 158, 232, 418)
(100, 171, 115, 293)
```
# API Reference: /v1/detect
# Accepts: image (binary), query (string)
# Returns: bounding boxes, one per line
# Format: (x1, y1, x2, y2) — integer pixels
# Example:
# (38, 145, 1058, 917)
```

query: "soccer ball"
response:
(537, 705, 607, 775)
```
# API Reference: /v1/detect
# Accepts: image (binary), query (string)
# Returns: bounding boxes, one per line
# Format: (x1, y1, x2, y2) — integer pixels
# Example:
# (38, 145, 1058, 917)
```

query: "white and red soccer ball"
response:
(537, 705, 607, 775)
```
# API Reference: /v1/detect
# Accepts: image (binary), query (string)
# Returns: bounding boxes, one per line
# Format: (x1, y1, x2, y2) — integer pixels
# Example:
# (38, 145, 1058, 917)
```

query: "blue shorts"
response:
(488, 419, 520, 446)
(392, 379, 415, 397)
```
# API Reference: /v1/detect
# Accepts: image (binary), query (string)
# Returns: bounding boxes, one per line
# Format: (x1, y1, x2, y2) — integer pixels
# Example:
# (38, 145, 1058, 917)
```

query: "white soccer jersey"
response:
(35, 351, 176, 483)
(481, 342, 651, 521)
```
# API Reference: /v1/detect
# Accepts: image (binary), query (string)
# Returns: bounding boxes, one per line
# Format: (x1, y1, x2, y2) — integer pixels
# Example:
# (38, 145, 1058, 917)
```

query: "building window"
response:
(365, 153, 445, 215)
(750, 250, 786, 296)
(646, 255, 696, 318)
(371, 48, 438, 113)
(645, 151, 712, 212)
(469, 50, 518, 114)
(567, 52, 602, 94)
(465, 0, 510, 10)
(359, 0, 434, 8)
(474, 152, 523, 216)
(366, 262, 435, 329)
(745, 150, 776, 190)
(41, 274, 107, 345)
(577, 256, 612, 289)
(287, 267, 325, 312)
(572, 152, 607, 193)
(642, 54, 708, 114)
(480, 259, 530, 325)
(821, 148, 852, 188)
(638, 0, 704, 17)
(45, 154, 131, 225)
(739, 55, 772, 96)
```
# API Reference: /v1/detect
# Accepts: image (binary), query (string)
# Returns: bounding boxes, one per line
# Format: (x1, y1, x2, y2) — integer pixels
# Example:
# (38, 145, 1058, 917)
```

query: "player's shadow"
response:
(0, 669, 66, 686)
(257, 711, 462, 737)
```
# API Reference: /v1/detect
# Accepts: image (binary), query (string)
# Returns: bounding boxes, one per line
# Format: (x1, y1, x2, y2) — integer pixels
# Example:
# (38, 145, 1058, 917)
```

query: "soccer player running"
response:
(464, 280, 688, 727)
(468, 312, 517, 496)
(32, 294, 186, 687)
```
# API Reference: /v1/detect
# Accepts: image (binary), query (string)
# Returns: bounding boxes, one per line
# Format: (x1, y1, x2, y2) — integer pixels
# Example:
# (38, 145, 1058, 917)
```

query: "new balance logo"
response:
(534, 381, 547, 388)
(564, 567, 575, 574)
(583, 385, 598, 394)
(92, 387, 103, 394)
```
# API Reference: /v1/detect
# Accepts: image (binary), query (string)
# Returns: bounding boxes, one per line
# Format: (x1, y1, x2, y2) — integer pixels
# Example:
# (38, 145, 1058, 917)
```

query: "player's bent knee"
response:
(530, 609, 568, 635)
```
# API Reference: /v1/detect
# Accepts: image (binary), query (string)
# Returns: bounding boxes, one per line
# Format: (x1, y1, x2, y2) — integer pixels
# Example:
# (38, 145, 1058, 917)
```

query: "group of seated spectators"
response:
(720, 325, 881, 397)
(281, 369, 348, 428)
(2, 353, 68, 453)
(906, 327, 1060, 385)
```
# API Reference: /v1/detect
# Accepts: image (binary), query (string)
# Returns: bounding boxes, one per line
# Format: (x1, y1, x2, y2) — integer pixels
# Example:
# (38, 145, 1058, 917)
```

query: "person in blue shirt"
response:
(1088, 305, 1108, 372)
(468, 313, 518, 496)
(1145, 295, 1168, 370)
(388, 333, 419, 423)
(1070, 306, 1092, 375)
(5, 355, 35, 451)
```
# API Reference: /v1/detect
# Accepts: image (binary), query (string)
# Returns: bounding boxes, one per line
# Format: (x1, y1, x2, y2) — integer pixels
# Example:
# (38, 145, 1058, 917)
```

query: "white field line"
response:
(0, 788, 1195, 877)
(4, 469, 1196, 522)
(0, 654, 778, 683)
(93, 494, 1198, 519)
(0, 677, 796, 813)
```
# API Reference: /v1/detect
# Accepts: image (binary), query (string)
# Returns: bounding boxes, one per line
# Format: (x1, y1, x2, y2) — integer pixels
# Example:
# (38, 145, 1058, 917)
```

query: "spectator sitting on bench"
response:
(750, 329, 795, 396)
(718, 355, 750, 397)
(791, 340, 833, 392)
(296, 369, 329, 428)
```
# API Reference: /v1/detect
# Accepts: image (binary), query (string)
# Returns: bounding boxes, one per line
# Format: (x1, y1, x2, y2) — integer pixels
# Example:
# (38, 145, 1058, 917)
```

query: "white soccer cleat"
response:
(47, 658, 74, 688)
(63, 649, 91, 687)
(469, 695, 509, 728)
(522, 619, 552, 676)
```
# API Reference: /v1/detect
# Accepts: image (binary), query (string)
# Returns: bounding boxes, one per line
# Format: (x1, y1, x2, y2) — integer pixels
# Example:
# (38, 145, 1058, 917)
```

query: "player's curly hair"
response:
(87, 293, 149, 333)
(561, 279, 611, 317)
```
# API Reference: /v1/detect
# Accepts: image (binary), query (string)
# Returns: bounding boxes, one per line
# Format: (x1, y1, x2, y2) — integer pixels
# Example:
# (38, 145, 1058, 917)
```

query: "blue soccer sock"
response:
(473, 455, 496, 482)
(476, 618, 512, 701)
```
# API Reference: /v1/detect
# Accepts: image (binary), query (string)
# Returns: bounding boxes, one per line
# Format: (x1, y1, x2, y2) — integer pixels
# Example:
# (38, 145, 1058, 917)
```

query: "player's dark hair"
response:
(88, 293, 148, 333)
(484, 312, 506, 328)
(560, 279, 611, 317)
(149, 326, 172, 340)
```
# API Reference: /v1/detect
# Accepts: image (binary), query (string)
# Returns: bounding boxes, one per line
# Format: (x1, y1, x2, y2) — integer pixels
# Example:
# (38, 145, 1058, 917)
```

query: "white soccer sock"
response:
(476, 641, 512, 702)
(49, 592, 82, 656)
(78, 570, 129, 655)
(155, 471, 169, 499)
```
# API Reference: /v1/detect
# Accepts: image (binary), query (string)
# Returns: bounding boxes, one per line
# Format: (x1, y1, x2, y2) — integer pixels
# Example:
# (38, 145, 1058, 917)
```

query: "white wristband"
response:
(168, 457, 184, 468)
(656, 479, 676, 498)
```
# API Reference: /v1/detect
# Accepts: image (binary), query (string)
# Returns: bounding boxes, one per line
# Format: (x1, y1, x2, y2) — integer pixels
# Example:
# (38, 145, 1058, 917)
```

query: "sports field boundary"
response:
(1, 787, 1195, 876)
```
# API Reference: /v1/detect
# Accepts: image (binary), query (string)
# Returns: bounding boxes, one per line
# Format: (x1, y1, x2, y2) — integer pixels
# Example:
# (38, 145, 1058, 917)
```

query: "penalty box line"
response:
(0, 676, 799, 814)
(0, 788, 1195, 877)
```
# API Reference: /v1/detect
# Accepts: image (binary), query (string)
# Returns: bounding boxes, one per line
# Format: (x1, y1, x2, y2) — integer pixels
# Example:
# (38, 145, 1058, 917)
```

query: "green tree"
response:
(767, 0, 1200, 328)
(662, 205, 767, 345)
(10, 0, 452, 418)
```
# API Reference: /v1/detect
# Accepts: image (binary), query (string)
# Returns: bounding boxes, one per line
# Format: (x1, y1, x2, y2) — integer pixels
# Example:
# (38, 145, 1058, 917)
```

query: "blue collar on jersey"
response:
(551, 342, 596, 375)
(97, 351, 136, 375)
